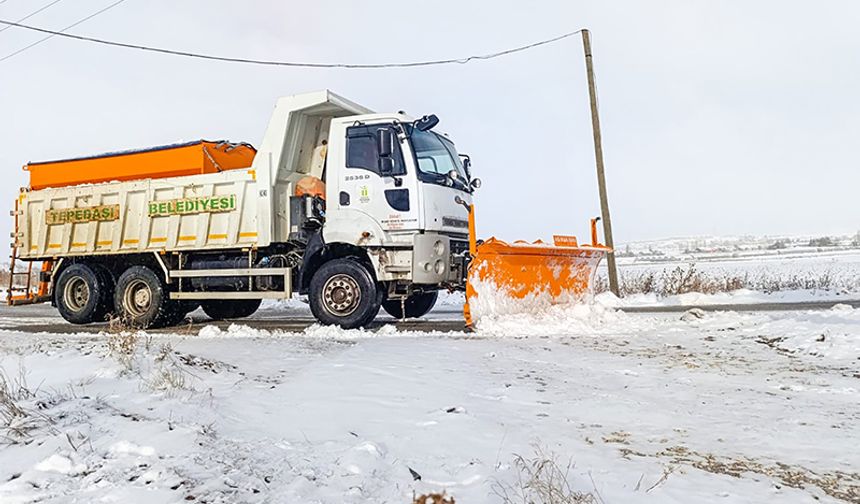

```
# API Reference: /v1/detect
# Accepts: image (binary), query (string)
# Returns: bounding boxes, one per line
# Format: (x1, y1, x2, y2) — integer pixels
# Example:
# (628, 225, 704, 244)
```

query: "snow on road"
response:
(0, 304, 858, 503)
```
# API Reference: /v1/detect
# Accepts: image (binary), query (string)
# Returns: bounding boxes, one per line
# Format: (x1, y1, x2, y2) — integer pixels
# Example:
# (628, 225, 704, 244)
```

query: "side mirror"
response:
(415, 114, 439, 132)
(377, 128, 395, 158)
(460, 155, 472, 180)
(379, 156, 395, 175)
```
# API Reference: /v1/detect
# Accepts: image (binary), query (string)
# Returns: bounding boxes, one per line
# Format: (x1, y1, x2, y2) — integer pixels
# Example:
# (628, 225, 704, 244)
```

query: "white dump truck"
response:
(9, 90, 479, 328)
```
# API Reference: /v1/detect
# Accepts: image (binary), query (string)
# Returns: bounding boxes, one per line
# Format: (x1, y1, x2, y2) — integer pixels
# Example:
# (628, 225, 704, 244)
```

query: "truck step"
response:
(384, 265, 411, 273)
(8, 295, 51, 306)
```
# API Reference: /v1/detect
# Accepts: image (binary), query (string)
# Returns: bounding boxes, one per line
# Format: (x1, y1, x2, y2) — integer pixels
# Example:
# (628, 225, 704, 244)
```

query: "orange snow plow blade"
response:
(463, 217, 611, 328)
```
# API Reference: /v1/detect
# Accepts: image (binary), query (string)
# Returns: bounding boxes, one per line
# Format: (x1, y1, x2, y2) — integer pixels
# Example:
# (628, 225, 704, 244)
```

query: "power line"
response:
(0, 0, 127, 62)
(0, 18, 582, 68)
(0, 0, 64, 34)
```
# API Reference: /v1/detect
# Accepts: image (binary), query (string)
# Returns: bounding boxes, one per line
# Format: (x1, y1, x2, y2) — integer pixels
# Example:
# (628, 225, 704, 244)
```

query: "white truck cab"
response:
(13, 90, 480, 329)
(325, 112, 475, 280)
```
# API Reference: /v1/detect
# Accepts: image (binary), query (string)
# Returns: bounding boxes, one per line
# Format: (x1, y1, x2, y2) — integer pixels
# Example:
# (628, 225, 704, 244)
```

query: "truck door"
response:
(341, 124, 420, 233)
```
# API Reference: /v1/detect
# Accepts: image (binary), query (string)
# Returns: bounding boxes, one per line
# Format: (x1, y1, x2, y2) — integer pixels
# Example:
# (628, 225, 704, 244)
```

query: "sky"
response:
(0, 0, 858, 254)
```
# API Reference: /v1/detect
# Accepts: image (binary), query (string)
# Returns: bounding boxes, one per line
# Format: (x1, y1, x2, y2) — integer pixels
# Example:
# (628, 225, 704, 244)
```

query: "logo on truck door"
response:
(358, 186, 370, 204)
(46, 204, 120, 225)
(148, 194, 237, 217)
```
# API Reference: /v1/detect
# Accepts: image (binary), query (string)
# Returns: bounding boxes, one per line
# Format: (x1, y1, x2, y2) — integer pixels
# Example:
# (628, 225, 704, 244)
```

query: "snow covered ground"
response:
(615, 250, 860, 284)
(597, 250, 860, 304)
(1, 302, 858, 503)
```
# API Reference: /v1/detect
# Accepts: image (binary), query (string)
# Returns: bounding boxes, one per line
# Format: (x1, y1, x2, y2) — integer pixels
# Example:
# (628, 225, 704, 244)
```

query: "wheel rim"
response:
(123, 279, 152, 318)
(63, 276, 90, 312)
(322, 274, 361, 317)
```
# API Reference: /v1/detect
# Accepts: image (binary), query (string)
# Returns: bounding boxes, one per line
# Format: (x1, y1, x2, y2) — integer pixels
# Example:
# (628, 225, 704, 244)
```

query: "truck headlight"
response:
(433, 240, 445, 256)
(434, 260, 446, 275)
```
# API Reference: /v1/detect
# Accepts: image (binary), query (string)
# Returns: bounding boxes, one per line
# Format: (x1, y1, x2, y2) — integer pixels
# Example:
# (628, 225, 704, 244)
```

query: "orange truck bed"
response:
(25, 140, 256, 190)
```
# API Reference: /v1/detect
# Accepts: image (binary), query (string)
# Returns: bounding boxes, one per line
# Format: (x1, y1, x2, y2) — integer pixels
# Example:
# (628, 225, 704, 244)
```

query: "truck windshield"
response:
(408, 128, 469, 190)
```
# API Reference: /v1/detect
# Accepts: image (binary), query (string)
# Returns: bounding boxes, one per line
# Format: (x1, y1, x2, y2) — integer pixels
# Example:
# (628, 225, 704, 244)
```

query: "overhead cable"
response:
(0, 0, 128, 62)
(0, 19, 582, 68)
(0, 0, 65, 34)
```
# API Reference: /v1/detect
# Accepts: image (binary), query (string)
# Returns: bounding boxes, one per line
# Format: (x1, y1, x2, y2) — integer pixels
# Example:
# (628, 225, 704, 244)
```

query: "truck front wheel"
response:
(113, 266, 170, 329)
(382, 291, 438, 319)
(55, 263, 107, 324)
(202, 299, 262, 320)
(309, 258, 380, 329)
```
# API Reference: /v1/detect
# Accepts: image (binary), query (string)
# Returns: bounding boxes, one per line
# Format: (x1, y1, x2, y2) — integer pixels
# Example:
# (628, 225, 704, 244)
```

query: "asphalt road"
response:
(0, 303, 469, 334)
(620, 298, 860, 313)
(0, 298, 857, 334)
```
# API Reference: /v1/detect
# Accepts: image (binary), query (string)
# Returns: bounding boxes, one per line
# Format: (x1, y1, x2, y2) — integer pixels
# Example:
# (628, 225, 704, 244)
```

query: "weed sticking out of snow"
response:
(595, 260, 860, 297)
(492, 445, 598, 504)
(105, 332, 140, 374)
(0, 364, 58, 444)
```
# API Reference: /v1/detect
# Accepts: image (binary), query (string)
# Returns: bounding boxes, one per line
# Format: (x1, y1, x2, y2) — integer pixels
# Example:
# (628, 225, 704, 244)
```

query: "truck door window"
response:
(346, 125, 405, 176)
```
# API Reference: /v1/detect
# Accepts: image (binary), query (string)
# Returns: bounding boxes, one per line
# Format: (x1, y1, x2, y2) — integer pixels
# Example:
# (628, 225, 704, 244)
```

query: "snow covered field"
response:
(598, 250, 860, 303)
(1, 302, 858, 503)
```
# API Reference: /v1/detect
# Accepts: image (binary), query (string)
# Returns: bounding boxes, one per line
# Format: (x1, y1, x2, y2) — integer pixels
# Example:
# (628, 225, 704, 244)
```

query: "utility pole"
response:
(581, 29, 619, 296)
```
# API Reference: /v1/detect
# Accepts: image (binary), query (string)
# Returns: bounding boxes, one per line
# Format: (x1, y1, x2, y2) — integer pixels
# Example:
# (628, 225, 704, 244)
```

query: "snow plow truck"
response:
(8, 90, 609, 329)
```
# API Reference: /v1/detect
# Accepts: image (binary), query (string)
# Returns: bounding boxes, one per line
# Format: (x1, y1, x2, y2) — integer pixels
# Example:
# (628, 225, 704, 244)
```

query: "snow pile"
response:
(302, 322, 400, 339)
(472, 299, 642, 337)
(466, 276, 635, 336)
(109, 440, 157, 457)
(34, 454, 87, 476)
(260, 295, 312, 314)
(195, 321, 420, 340)
(197, 323, 280, 339)
(438, 290, 465, 306)
(760, 304, 860, 362)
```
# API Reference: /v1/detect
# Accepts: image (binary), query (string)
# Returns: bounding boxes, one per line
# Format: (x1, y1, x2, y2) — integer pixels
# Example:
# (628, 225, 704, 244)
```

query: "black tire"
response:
(309, 258, 380, 329)
(113, 266, 170, 329)
(55, 263, 105, 324)
(201, 299, 262, 320)
(89, 263, 116, 323)
(382, 291, 438, 319)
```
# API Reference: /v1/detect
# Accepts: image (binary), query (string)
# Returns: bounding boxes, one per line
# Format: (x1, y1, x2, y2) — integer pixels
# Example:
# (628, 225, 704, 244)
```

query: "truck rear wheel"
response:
(55, 263, 108, 324)
(382, 291, 438, 319)
(201, 299, 262, 320)
(90, 263, 116, 322)
(113, 266, 170, 329)
(309, 258, 381, 329)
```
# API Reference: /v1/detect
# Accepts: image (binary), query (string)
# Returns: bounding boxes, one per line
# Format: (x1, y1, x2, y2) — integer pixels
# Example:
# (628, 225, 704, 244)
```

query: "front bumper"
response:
(411, 233, 469, 288)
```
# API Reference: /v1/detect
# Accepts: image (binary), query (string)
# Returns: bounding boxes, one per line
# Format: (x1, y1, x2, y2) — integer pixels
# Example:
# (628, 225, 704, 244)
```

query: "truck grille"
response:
(442, 217, 469, 229)
(450, 240, 469, 256)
